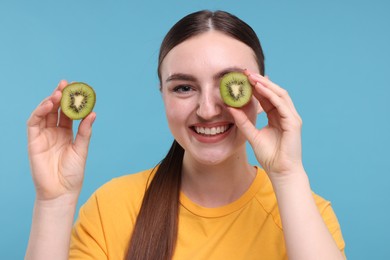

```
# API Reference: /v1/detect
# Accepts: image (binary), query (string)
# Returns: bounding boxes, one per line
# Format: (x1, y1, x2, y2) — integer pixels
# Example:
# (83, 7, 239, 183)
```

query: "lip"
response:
(189, 122, 234, 143)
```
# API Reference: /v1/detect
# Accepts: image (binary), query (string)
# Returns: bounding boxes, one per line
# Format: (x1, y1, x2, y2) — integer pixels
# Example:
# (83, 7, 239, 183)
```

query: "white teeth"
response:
(194, 125, 230, 136)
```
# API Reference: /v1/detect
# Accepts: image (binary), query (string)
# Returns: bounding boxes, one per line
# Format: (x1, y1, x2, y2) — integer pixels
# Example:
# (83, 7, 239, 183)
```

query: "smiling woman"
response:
(25, 10, 345, 260)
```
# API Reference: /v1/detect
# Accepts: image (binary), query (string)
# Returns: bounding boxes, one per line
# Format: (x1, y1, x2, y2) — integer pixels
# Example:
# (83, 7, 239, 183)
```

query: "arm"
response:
(229, 71, 344, 260)
(25, 80, 96, 260)
(26, 197, 78, 259)
(270, 168, 344, 259)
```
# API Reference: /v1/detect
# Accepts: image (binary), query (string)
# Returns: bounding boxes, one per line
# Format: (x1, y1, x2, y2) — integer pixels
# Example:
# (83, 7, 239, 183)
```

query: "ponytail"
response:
(127, 140, 184, 260)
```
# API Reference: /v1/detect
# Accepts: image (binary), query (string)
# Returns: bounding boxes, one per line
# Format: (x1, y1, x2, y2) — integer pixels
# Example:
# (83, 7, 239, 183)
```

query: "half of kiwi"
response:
(60, 82, 96, 120)
(220, 72, 252, 108)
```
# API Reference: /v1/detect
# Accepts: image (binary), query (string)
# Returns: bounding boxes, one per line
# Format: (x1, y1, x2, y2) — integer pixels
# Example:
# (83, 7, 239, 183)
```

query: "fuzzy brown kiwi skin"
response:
(60, 82, 96, 120)
(220, 72, 252, 108)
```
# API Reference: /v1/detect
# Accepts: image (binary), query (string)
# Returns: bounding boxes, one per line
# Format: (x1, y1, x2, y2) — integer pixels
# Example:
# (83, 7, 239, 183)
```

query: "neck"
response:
(181, 148, 256, 208)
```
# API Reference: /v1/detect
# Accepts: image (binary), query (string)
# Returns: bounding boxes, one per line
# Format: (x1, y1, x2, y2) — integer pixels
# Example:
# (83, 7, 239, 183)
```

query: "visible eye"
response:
(173, 85, 193, 93)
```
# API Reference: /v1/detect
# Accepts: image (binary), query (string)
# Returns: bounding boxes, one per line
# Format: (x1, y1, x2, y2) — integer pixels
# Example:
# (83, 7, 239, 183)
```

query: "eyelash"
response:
(172, 85, 194, 93)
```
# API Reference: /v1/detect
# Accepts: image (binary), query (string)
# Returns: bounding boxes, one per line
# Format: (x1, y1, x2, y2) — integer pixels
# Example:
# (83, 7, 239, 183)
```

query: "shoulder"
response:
(75, 167, 157, 231)
(253, 169, 342, 230)
(96, 168, 154, 196)
(79, 167, 157, 220)
(93, 167, 156, 206)
(70, 168, 156, 258)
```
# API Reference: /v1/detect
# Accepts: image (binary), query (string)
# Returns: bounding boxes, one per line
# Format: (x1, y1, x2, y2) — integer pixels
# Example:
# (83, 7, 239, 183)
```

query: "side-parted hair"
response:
(127, 10, 265, 260)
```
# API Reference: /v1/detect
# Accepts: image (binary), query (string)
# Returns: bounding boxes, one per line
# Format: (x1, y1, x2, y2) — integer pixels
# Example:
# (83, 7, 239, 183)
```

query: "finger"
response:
(227, 107, 258, 143)
(58, 109, 73, 129)
(56, 80, 74, 129)
(249, 74, 294, 105)
(244, 70, 277, 114)
(45, 90, 62, 127)
(261, 76, 302, 122)
(246, 70, 302, 128)
(248, 73, 301, 120)
(247, 73, 285, 95)
(247, 76, 280, 119)
(46, 80, 68, 127)
(251, 84, 274, 114)
(27, 98, 53, 140)
(57, 79, 69, 91)
(74, 112, 96, 157)
(254, 82, 291, 120)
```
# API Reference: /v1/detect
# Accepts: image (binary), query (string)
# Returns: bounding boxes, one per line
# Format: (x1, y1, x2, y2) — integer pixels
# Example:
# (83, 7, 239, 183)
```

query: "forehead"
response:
(160, 31, 259, 79)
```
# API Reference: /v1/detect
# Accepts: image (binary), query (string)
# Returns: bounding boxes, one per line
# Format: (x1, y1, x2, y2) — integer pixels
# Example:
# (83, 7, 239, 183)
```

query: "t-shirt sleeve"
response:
(69, 193, 108, 259)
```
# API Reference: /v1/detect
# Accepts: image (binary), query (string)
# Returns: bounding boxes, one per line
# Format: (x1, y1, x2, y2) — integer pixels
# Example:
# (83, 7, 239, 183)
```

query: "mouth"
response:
(191, 124, 233, 136)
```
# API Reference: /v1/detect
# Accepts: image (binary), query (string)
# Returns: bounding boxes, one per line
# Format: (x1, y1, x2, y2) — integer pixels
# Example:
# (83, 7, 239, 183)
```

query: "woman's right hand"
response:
(27, 80, 96, 203)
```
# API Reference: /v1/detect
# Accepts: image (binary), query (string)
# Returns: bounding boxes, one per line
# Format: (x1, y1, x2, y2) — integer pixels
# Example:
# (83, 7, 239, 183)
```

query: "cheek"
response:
(163, 96, 192, 127)
(165, 109, 182, 128)
(164, 101, 178, 125)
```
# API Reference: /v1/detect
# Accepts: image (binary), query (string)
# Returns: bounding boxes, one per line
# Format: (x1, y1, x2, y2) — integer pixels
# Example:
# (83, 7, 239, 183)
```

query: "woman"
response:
(25, 10, 345, 260)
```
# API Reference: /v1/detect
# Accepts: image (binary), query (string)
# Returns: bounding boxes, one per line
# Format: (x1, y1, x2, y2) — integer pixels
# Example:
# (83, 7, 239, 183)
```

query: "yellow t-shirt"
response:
(70, 167, 345, 259)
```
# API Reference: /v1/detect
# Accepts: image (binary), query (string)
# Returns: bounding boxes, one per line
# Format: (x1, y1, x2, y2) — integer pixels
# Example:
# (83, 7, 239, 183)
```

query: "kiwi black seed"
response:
(220, 72, 252, 108)
(60, 82, 96, 120)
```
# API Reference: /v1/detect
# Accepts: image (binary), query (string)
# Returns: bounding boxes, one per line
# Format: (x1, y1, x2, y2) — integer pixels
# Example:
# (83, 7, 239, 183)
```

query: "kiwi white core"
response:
(73, 95, 85, 109)
(230, 84, 242, 100)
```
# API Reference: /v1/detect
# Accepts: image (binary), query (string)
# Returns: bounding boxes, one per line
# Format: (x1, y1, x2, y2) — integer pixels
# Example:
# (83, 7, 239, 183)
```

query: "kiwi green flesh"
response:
(60, 82, 96, 120)
(220, 72, 252, 108)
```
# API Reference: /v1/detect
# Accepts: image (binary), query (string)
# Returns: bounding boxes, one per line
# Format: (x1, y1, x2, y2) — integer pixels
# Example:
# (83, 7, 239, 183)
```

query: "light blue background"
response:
(1, 0, 389, 259)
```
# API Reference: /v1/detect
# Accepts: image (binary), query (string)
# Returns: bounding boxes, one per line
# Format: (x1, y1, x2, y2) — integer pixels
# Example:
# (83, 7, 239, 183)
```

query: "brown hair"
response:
(127, 10, 265, 260)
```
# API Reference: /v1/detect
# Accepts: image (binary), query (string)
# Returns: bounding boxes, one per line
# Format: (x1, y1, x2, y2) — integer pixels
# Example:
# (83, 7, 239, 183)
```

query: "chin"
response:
(186, 148, 236, 166)
(180, 135, 247, 166)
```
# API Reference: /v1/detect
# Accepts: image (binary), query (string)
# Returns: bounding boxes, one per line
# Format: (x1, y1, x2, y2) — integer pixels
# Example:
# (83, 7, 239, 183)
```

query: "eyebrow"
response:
(165, 73, 196, 83)
(214, 67, 244, 81)
(165, 66, 244, 83)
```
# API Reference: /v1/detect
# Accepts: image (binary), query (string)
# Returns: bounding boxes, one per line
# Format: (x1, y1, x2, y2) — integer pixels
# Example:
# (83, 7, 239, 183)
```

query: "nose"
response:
(196, 87, 223, 120)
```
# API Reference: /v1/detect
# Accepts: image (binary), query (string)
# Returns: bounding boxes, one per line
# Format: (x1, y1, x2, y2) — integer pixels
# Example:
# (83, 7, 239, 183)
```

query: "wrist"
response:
(26, 193, 78, 260)
(267, 166, 310, 192)
(35, 192, 79, 210)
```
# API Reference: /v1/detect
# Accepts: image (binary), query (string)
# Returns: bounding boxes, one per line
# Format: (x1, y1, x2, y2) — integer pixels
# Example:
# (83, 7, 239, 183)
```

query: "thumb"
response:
(227, 107, 257, 144)
(74, 112, 96, 157)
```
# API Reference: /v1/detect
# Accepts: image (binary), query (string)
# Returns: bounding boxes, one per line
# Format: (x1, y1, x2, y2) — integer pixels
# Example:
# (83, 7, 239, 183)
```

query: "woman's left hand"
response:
(228, 70, 304, 180)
